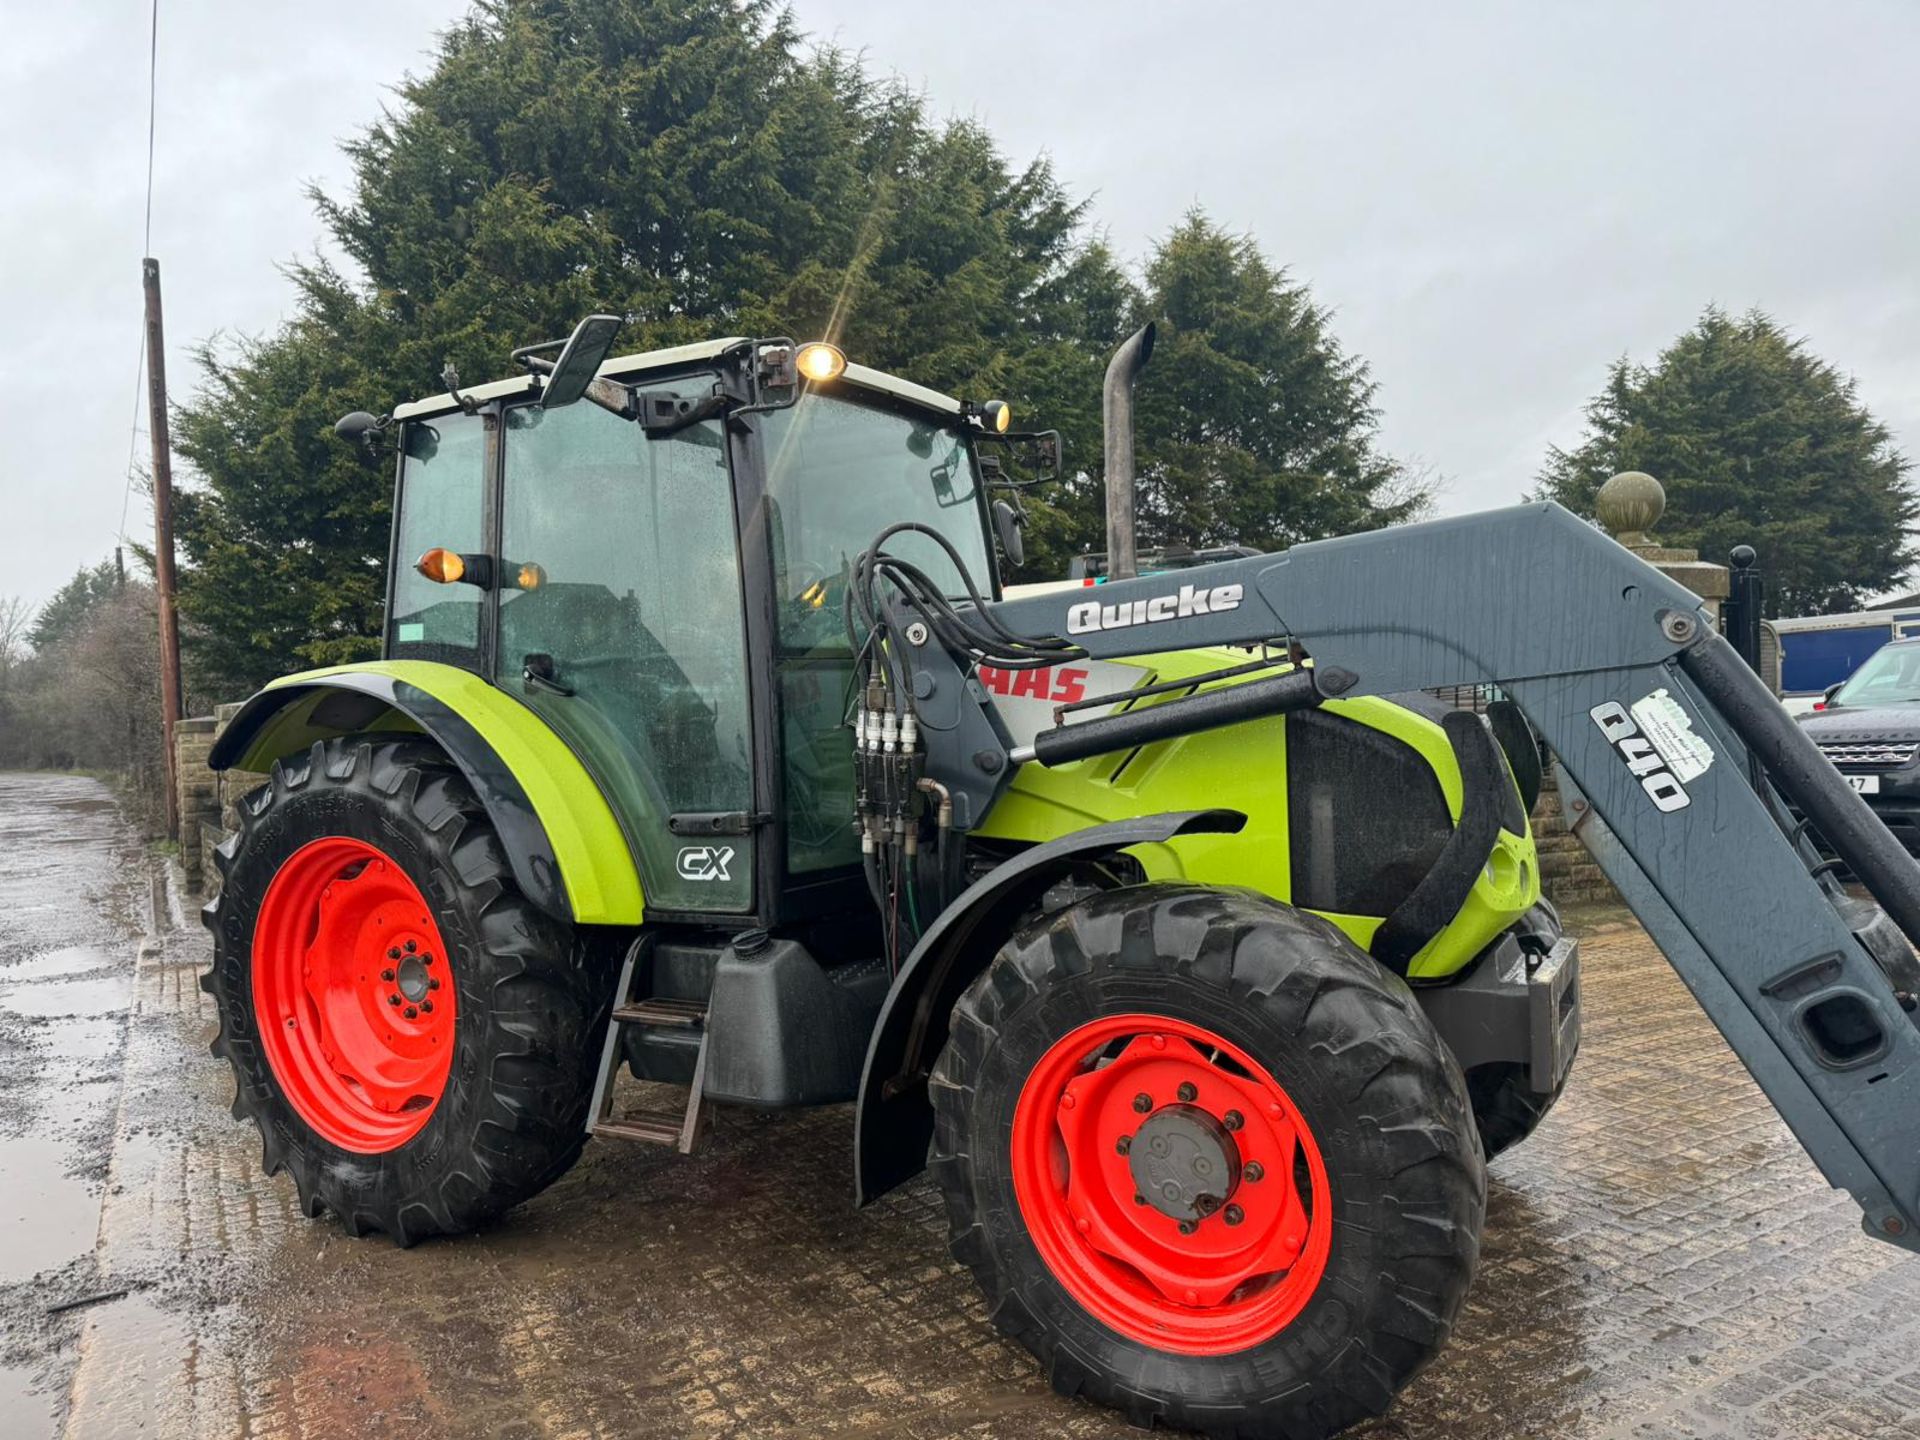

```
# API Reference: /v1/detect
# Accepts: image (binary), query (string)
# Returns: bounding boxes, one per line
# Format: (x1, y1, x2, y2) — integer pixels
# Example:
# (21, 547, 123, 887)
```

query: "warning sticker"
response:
(1628, 688, 1714, 783)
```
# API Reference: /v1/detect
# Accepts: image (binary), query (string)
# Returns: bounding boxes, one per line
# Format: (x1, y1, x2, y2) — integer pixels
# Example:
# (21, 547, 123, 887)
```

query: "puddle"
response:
(0, 1136, 98, 1284)
(0, 977, 128, 1020)
(0, 946, 118, 984)
(0, 1361, 54, 1440)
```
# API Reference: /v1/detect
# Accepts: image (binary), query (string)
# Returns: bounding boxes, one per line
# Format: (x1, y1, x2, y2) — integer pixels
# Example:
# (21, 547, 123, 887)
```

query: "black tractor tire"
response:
(929, 884, 1485, 1440)
(1466, 901, 1576, 1161)
(202, 735, 613, 1246)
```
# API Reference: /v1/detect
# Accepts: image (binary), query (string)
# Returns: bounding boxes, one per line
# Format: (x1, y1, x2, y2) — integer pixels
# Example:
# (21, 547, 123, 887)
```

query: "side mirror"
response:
(541, 314, 625, 410)
(1819, 682, 1845, 711)
(332, 410, 389, 453)
(992, 499, 1026, 569)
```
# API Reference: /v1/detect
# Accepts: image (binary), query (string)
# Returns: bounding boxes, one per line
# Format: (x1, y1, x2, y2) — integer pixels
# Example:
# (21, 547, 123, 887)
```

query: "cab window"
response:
(388, 412, 487, 665)
(758, 395, 992, 874)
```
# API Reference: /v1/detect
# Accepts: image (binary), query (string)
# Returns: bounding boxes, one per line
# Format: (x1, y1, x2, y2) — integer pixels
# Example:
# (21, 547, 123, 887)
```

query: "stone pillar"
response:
(1594, 470, 1729, 618)
(174, 716, 219, 893)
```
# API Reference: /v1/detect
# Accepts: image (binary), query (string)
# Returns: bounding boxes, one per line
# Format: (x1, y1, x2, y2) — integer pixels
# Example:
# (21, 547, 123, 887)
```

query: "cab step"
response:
(610, 996, 708, 1028)
(588, 939, 709, 1154)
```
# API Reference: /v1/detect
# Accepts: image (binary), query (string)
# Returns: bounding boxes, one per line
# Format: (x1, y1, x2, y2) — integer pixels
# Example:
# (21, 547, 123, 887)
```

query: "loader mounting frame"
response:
(887, 501, 1920, 1253)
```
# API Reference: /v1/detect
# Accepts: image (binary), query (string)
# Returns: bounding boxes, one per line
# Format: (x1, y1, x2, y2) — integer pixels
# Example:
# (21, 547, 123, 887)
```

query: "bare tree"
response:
(0, 595, 32, 682)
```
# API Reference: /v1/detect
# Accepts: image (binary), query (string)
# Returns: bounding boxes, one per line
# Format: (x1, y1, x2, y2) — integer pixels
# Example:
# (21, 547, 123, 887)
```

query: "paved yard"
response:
(3, 771, 1918, 1438)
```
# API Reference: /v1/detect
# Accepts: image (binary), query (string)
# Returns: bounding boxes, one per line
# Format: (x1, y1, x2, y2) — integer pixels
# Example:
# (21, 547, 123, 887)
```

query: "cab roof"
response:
(391, 337, 963, 423)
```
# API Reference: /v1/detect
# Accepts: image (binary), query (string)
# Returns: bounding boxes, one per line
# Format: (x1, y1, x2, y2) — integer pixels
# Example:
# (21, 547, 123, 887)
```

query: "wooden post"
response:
(143, 256, 184, 841)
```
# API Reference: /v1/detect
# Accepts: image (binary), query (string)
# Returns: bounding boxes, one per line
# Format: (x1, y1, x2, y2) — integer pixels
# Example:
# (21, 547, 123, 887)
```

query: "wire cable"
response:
(118, 0, 161, 545)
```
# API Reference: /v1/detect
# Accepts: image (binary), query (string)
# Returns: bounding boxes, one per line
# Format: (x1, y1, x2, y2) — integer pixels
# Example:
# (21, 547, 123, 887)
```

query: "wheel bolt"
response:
(1178, 1220, 1197, 1236)
(1223, 1109, 1243, 1131)
(381, 969, 395, 982)
(428, 978, 440, 991)
(1115, 1136, 1131, 1156)
(1133, 1193, 1146, 1206)
(388, 947, 401, 960)
(1132, 1093, 1152, 1114)
(404, 1006, 418, 1019)
(421, 1000, 433, 1014)
(1177, 1082, 1197, 1103)
(1224, 1204, 1244, 1226)
(405, 940, 418, 953)
(1244, 1162, 1264, 1182)
(387, 995, 402, 1007)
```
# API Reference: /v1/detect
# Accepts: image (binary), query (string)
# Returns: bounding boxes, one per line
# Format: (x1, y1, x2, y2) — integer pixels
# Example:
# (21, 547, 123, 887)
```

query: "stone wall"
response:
(173, 716, 219, 893)
(173, 703, 265, 897)
(1531, 765, 1615, 906)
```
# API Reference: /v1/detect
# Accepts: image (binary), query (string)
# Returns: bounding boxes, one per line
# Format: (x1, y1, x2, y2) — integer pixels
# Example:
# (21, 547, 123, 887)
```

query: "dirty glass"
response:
(758, 395, 991, 874)
(496, 397, 753, 912)
(388, 412, 488, 666)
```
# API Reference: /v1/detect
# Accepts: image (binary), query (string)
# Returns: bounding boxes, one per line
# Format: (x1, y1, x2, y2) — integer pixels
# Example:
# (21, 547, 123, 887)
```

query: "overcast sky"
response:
(4, 0, 1916, 613)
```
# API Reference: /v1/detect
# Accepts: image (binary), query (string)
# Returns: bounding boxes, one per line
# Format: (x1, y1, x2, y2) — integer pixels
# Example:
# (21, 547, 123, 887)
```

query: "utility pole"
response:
(143, 256, 184, 841)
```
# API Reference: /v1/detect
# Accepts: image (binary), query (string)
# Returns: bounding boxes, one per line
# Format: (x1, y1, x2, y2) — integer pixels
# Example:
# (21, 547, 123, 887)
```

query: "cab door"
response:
(493, 396, 755, 913)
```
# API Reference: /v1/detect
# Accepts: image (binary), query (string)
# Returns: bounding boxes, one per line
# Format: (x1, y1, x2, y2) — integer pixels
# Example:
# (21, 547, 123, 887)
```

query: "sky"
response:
(3, 0, 1916, 614)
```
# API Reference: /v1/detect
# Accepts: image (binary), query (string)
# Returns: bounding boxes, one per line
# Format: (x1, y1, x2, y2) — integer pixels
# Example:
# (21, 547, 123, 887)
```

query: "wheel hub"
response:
(251, 836, 457, 1153)
(395, 952, 432, 1004)
(1129, 1104, 1240, 1221)
(1011, 1014, 1333, 1355)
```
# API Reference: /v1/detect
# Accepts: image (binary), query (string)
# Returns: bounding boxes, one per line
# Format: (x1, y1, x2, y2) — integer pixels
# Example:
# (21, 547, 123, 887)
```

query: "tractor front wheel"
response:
(202, 736, 612, 1245)
(929, 885, 1484, 1439)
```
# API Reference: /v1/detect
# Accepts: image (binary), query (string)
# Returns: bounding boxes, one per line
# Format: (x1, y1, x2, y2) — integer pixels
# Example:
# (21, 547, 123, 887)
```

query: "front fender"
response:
(852, 808, 1244, 1205)
(208, 661, 643, 926)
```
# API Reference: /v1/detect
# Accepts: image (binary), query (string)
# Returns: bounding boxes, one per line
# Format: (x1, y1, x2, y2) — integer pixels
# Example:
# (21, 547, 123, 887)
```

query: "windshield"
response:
(1832, 644, 1920, 706)
(760, 394, 992, 610)
(759, 394, 993, 875)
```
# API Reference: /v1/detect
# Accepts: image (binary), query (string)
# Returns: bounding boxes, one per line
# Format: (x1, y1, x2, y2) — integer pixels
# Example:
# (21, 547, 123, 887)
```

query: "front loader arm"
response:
(919, 502, 1920, 1251)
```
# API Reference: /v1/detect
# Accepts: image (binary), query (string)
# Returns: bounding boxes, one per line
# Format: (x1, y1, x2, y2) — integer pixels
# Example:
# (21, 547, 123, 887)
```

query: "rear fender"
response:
(852, 808, 1245, 1205)
(208, 661, 643, 926)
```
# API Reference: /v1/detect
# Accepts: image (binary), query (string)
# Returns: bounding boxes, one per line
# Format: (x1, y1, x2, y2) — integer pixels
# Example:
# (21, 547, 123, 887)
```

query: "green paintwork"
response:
(229, 649, 1534, 973)
(230, 660, 645, 925)
(974, 650, 1538, 979)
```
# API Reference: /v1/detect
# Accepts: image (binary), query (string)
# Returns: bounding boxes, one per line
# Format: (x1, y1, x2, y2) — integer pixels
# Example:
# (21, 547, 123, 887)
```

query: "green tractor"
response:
(206, 319, 1573, 1436)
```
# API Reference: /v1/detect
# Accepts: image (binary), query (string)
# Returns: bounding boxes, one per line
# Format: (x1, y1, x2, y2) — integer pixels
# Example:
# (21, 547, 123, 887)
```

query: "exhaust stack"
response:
(1102, 321, 1156, 581)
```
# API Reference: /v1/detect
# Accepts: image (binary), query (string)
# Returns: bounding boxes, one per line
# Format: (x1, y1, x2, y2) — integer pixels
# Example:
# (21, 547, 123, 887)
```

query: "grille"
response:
(1816, 740, 1919, 769)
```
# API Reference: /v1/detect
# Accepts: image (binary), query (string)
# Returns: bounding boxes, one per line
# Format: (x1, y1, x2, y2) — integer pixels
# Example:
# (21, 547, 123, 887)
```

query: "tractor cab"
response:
(380, 333, 1017, 920)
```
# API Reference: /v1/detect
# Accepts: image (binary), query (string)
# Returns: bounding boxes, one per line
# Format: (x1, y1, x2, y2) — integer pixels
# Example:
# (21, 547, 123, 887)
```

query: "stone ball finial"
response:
(1596, 470, 1665, 545)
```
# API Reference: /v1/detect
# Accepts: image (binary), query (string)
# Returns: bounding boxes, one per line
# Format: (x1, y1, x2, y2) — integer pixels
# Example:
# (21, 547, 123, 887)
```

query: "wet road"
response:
(0, 774, 143, 1437)
(3, 771, 1919, 1438)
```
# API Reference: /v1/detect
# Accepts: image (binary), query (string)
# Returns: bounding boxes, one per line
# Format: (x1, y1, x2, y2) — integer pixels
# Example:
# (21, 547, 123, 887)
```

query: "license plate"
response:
(1848, 774, 1882, 794)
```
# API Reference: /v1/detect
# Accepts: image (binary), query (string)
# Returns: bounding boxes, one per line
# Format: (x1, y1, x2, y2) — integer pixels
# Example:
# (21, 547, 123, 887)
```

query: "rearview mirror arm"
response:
(514, 353, 638, 422)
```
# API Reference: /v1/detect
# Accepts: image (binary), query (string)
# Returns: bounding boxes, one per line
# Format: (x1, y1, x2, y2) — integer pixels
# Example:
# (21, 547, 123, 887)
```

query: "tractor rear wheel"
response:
(929, 885, 1484, 1439)
(202, 736, 612, 1245)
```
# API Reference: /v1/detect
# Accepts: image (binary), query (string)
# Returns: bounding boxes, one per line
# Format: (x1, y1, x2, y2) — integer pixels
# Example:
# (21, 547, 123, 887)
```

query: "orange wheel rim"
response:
(1010, 1013, 1333, 1355)
(251, 837, 456, 1153)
